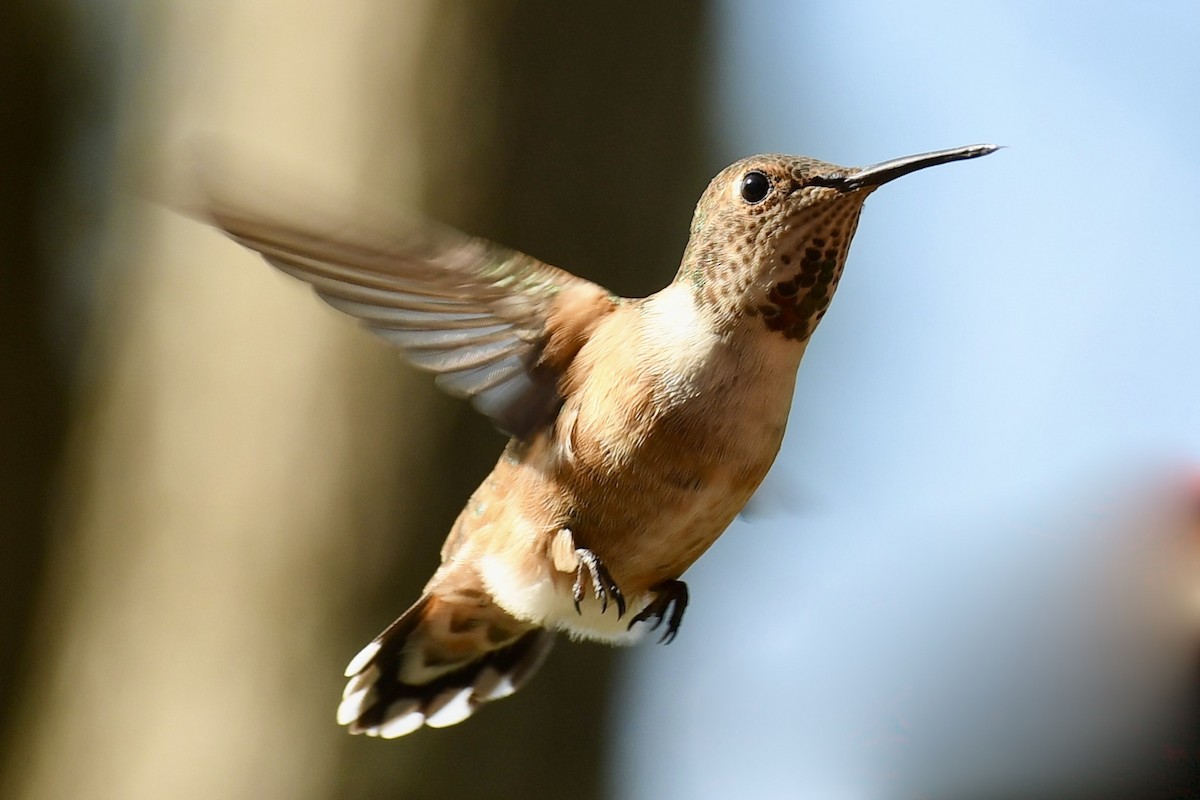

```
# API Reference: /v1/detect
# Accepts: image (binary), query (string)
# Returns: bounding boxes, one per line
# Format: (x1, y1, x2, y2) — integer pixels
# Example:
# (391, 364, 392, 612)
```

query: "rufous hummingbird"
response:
(205, 143, 997, 737)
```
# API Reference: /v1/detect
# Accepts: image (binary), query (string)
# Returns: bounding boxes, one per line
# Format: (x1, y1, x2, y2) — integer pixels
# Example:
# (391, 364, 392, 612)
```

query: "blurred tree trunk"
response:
(2, 3, 708, 800)
(0, 0, 70, 757)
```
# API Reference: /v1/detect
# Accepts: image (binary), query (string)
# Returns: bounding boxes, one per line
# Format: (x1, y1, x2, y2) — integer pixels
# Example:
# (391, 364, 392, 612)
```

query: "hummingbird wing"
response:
(207, 204, 618, 438)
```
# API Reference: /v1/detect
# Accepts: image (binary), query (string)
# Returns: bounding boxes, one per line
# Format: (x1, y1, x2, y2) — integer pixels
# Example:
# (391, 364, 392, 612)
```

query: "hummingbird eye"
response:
(739, 171, 772, 204)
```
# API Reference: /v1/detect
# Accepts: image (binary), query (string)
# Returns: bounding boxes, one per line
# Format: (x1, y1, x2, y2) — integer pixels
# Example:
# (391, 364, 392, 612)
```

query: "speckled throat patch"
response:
(756, 203, 863, 341)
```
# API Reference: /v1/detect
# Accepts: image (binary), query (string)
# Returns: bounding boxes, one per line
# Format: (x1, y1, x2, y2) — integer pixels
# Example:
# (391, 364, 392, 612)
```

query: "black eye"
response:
(740, 171, 772, 204)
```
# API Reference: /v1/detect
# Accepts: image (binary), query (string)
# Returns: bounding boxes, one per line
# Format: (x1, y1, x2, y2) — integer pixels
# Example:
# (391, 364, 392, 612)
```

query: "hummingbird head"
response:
(678, 144, 997, 340)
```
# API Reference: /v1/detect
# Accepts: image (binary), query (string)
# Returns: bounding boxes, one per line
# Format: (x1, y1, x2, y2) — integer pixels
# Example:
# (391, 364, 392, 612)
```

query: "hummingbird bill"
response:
(204, 144, 997, 737)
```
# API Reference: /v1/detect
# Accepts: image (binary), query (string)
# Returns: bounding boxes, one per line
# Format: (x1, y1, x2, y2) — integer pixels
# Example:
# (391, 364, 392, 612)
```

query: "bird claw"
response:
(628, 579, 688, 644)
(571, 548, 626, 618)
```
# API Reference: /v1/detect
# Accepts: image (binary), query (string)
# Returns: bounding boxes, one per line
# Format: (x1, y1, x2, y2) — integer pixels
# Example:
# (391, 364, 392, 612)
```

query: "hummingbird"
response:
(205, 143, 996, 738)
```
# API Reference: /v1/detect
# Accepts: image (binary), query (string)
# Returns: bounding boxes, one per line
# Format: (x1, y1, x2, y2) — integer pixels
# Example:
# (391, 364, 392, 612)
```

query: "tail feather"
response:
(338, 593, 554, 737)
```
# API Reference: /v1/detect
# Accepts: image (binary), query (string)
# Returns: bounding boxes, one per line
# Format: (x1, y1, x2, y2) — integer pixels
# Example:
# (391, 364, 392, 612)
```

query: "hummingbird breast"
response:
(556, 286, 805, 584)
(463, 284, 807, 643)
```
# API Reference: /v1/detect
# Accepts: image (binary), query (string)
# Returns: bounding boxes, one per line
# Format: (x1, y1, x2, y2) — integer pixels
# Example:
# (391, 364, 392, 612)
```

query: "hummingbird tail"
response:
(336, 590, 554, 737)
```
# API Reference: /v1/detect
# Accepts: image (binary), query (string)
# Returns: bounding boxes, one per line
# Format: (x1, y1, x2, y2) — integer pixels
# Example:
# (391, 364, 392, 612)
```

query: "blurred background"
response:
(1, 2, 1198, 799)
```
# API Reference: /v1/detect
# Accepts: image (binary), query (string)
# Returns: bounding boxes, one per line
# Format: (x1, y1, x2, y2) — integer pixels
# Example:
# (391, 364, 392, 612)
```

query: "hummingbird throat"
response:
(755, 204, 862, 341)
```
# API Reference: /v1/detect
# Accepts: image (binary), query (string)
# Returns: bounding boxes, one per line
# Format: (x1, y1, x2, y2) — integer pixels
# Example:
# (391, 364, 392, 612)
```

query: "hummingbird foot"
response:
(628, 579, 688, 644)
(571, 548, 626, 619)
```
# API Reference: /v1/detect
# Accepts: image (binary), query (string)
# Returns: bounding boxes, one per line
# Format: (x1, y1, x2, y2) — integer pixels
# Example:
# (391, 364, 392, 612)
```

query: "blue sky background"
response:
(615, 3, 1200, 797)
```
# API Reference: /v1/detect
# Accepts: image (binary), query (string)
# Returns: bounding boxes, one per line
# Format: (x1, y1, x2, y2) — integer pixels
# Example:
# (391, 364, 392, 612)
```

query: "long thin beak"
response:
(816, 144, 1000, 192)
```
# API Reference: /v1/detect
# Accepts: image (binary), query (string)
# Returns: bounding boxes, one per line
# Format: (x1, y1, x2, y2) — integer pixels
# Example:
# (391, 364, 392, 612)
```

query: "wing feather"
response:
(207, 200, 617, 437)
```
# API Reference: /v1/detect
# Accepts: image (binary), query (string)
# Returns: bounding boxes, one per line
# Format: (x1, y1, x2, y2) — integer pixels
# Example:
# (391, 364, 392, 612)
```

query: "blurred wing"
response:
(208, 203, 618, 438)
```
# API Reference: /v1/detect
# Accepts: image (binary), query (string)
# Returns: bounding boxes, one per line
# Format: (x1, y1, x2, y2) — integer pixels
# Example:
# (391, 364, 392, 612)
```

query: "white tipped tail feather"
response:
(337, 593, 554, 737)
